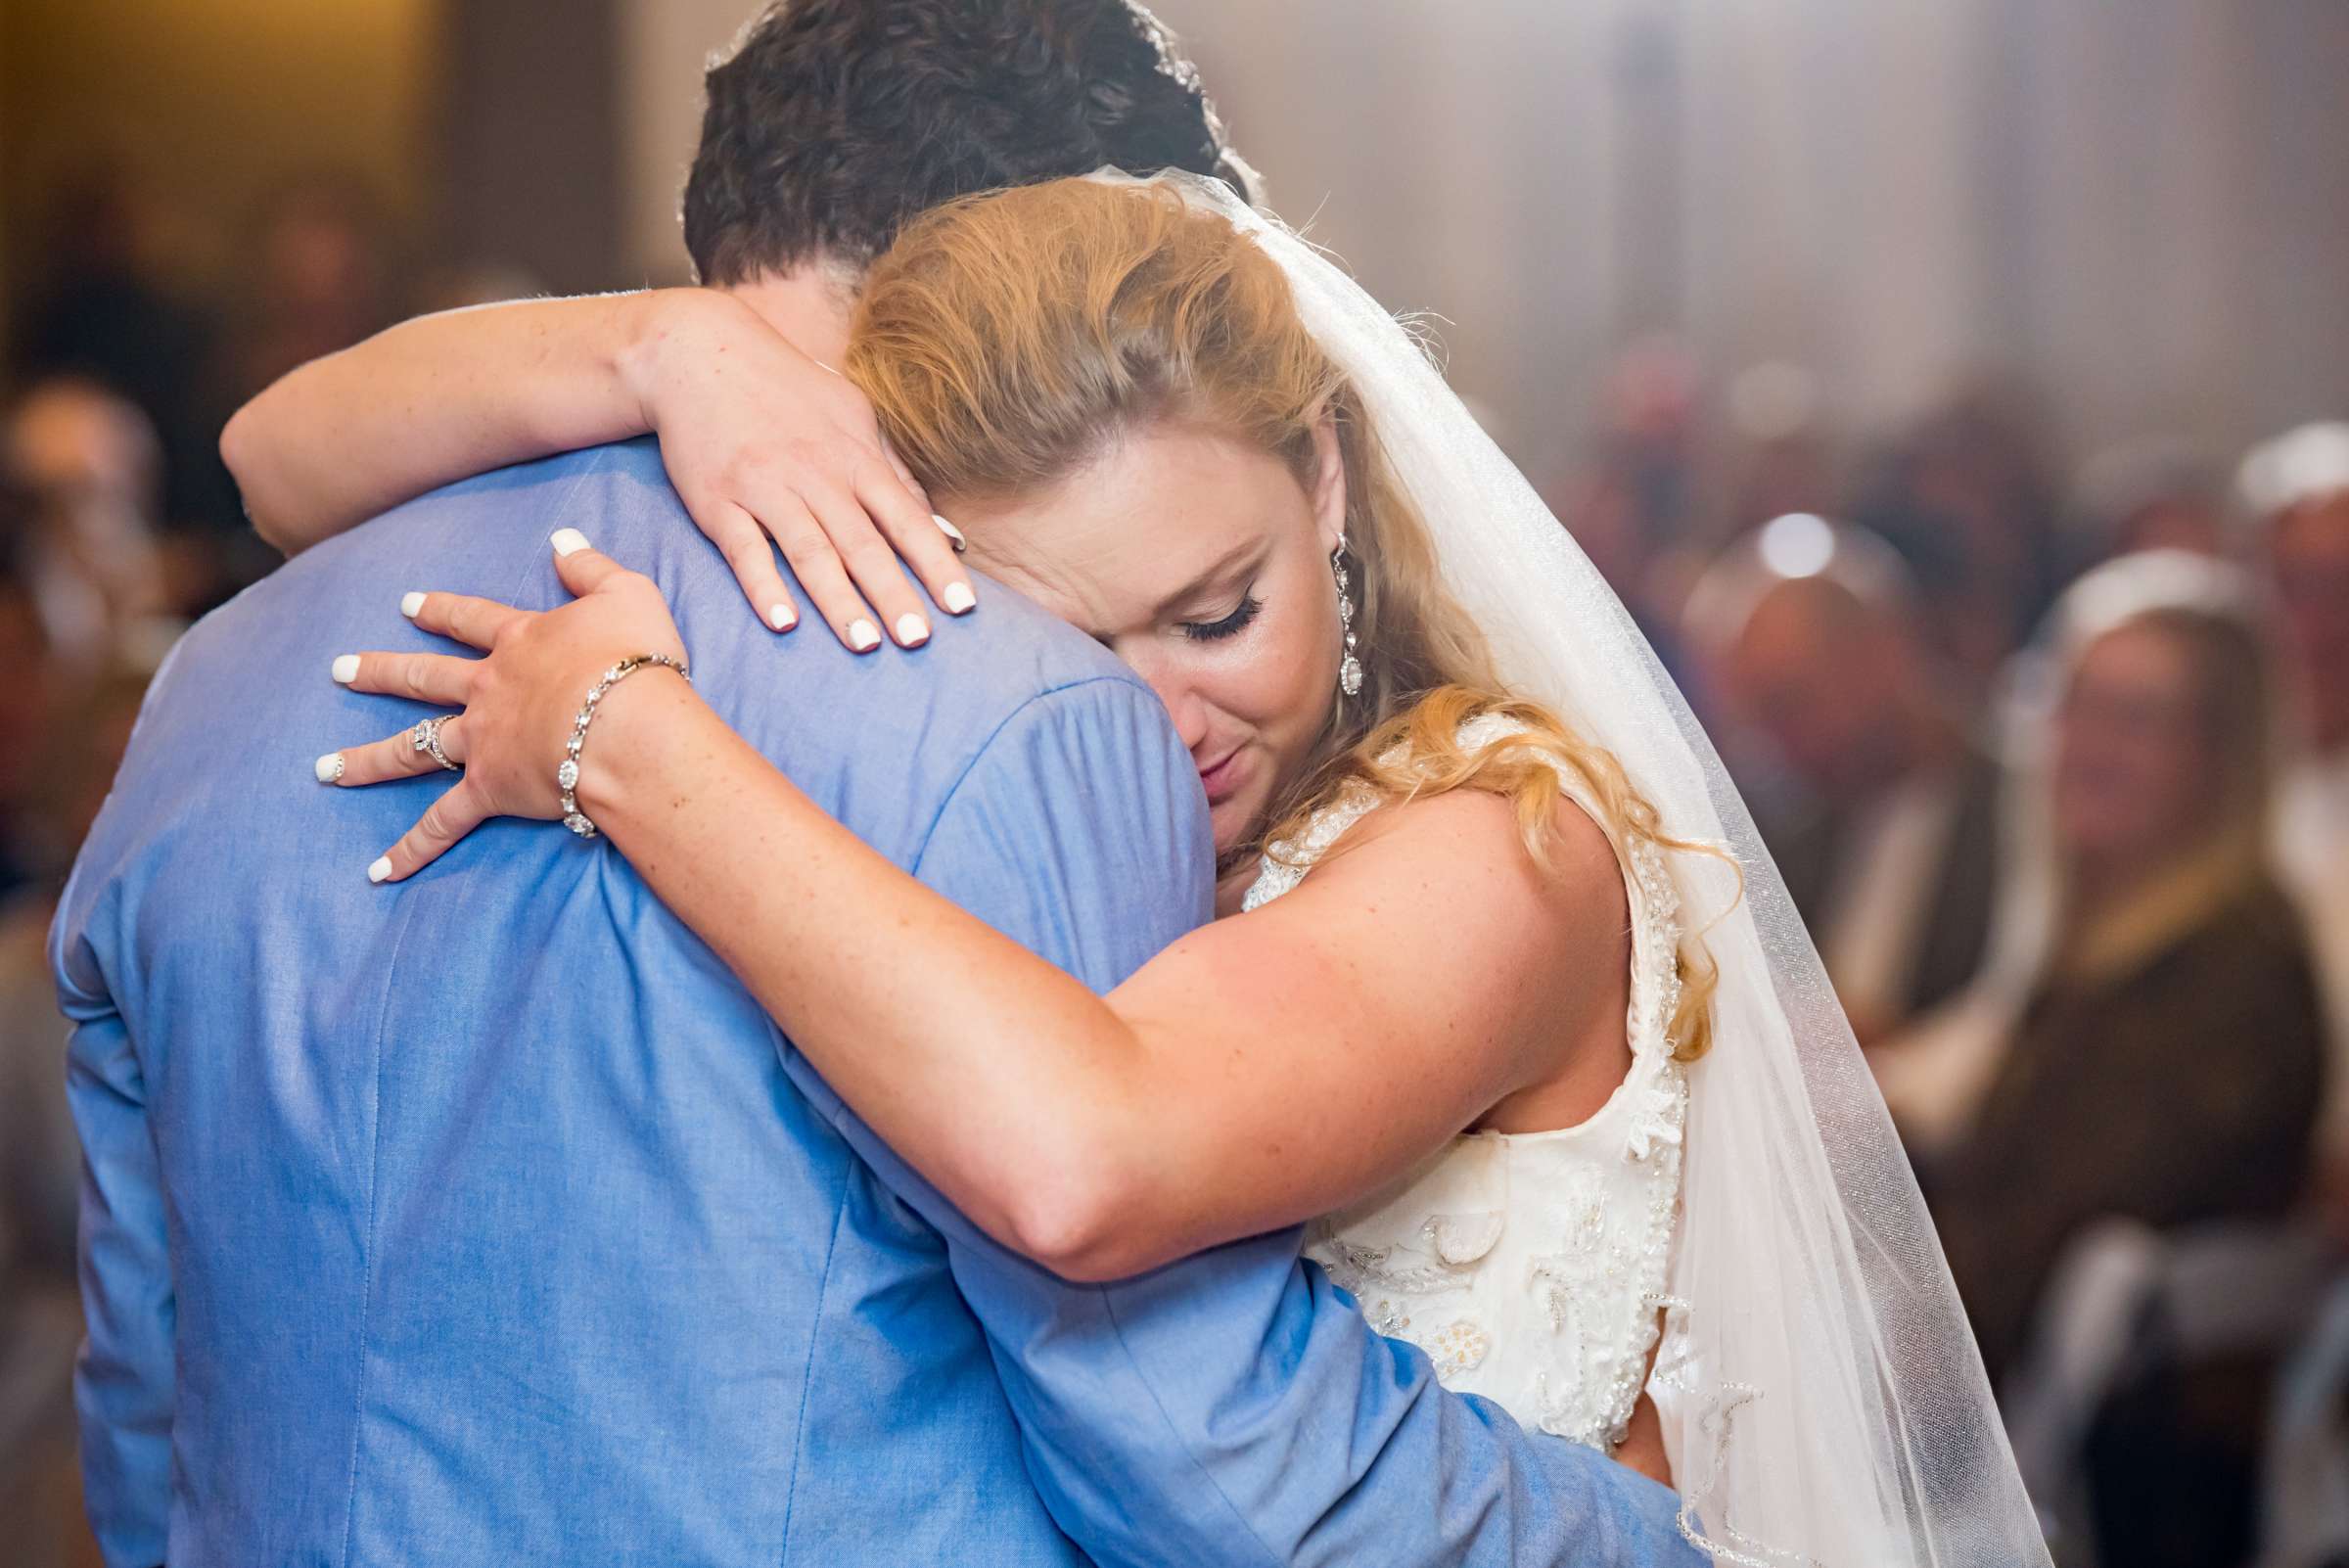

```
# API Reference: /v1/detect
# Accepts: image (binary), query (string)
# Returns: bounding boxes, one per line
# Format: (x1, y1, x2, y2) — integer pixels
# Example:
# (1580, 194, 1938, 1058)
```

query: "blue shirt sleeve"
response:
(793, 673, 1700, 1568)
(53, 888, 174, 1568)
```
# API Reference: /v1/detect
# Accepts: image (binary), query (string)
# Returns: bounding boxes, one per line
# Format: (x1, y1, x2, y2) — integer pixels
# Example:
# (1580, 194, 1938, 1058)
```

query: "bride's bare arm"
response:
(221, 290, 972, 649)
(224, 291, 691, 552)
(332, 544, 1631, 1284)
(591, 688, 1620, 1282)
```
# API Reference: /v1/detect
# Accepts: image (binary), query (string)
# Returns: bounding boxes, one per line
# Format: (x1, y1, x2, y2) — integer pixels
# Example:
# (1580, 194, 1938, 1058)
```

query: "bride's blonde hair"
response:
(847, 177, 1717, 1058)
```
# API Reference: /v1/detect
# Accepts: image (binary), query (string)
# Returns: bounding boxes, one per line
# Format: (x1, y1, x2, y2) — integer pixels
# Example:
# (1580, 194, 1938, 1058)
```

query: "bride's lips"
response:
(1198, 747, 1249, 805)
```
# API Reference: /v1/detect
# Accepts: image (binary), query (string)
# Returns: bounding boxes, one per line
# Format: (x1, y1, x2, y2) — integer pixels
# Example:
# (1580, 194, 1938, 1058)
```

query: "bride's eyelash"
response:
(1181, 593, 1264, 642)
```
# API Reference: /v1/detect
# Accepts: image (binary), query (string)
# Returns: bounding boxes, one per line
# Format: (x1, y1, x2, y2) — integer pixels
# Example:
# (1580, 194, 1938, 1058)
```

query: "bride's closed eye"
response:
(1181, 592, 1264, 642)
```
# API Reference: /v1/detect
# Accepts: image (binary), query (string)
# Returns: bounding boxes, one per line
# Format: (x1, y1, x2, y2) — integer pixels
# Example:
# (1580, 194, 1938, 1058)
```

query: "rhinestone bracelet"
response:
(558, 653, 691, 838)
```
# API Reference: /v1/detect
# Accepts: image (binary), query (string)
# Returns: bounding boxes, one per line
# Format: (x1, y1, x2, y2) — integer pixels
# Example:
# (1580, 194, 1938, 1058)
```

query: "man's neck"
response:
(719, 263, 857, 369)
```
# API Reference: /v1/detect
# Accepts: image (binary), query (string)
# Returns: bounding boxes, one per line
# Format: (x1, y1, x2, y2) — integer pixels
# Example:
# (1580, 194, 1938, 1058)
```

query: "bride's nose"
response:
(1150, 677, 1213, 755)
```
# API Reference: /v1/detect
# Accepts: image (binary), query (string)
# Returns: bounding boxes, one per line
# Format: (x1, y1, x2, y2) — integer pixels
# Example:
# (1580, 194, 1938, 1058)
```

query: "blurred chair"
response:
(2006, 1219, 2342, 1567)
(2258, 1274, 2349, 1568)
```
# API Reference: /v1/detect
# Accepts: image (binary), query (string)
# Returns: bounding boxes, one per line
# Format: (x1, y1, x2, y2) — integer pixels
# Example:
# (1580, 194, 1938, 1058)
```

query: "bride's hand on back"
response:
(318, 531, 694, 882)
(627, 289, 976, 650)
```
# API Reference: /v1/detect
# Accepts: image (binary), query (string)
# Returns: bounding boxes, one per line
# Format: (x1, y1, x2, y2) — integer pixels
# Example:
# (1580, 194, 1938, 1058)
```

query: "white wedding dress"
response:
(1243, 715, 1690, 1454)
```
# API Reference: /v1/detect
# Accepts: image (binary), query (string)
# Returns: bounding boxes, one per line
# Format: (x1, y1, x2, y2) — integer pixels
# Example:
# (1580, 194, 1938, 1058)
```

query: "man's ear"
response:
(1308, 415, 1349, 553)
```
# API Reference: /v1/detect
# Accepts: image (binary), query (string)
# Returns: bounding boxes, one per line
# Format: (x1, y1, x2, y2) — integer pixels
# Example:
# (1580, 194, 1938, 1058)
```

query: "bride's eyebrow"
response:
(1151, 538, 1267, 618)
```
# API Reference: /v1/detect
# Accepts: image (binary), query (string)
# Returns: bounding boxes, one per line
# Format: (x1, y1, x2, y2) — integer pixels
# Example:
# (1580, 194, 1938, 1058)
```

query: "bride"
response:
(235, 173, 2044, 1565)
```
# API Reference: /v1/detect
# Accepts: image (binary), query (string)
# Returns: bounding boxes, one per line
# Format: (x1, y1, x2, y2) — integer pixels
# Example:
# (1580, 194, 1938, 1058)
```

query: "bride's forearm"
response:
(221, 289, 704, 554)
(576, 678, 1159, 1275)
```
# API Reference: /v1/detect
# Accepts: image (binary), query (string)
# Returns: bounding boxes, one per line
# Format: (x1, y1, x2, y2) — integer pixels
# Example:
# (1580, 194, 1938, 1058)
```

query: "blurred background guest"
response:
(2066, 435, 2230, 567)
(1541, 337, 1714, 690)
(1718, 360, 1839, 543)
(10, 164, 225, 539)
(2, 379, 173, 679)
(1919, 553, 2326, 1566)
(1850, 383, 2067, 701)
(0, 533, 57, 907)
(1687, 514, 2001, 1045)
(2240, 421, 2349, 1240)
(0, 522, 151, 1567)
(1927, 554, 2323, 1369)
(218, 174, 403, 409)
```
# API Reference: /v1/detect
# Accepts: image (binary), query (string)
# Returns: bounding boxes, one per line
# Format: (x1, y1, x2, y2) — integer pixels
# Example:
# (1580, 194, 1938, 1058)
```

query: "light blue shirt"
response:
(55, 438, 1698, 1566)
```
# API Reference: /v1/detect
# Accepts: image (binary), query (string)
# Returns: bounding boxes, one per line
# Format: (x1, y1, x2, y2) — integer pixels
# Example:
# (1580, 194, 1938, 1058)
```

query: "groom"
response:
(58, 4, 1697, 1565)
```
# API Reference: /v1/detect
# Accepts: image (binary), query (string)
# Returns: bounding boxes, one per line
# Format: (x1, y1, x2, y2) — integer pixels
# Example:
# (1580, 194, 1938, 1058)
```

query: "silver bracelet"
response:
(559, 653, 692, 838)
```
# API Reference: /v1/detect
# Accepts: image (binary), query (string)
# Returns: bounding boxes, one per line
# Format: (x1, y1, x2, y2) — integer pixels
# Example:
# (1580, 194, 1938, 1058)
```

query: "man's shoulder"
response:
(359, 438, 683, 568)
(216, 439, 676, 626)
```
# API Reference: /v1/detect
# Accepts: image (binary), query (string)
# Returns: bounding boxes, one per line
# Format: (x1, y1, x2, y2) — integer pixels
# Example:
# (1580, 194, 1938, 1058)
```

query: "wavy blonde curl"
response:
(847, 176, 1717, 1060)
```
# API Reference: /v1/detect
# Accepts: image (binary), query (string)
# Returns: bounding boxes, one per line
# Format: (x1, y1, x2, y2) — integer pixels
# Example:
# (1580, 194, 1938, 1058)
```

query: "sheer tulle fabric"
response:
(1112, 170, 2049, 1566)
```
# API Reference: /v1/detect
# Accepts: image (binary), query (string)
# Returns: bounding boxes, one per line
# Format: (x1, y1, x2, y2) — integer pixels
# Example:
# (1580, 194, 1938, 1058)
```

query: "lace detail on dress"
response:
(1251, 715, 1690, 1454)
(1242, 780, 1378, 912)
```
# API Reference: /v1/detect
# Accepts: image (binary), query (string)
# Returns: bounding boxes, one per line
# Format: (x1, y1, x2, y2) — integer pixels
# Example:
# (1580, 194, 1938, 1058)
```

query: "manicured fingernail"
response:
(367, 856, 393, 885)
(943, 581, 977, 616)
(895, 613, 930, 647)
(847, 619, 882, 652)
(768, 602, 798, 632)
(933, 514, 967, 552)
(550, 528, 590, 557)
(331, 655, 360, 684)
(315, 752, 345, 784)
(400, 591, 426, 619)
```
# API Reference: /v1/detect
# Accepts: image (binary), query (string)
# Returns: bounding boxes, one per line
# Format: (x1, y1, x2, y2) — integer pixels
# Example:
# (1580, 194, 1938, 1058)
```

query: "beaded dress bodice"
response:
(1242, 715, 1688, 1452)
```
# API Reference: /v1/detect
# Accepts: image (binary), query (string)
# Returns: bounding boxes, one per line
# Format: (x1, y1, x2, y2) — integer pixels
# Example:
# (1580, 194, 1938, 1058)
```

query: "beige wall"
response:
(576, 1, 2349, 465)
(2, 0, 440, 295)
(615, 0, 755, 284)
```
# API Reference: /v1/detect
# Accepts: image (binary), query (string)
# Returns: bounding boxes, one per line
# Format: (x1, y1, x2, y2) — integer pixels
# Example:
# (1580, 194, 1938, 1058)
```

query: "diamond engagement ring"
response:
(410, 715, 461, 772)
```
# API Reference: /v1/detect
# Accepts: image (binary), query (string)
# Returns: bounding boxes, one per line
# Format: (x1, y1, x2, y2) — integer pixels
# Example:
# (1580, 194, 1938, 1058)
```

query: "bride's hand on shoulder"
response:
(623, 289, 976, 651)
(318, 530, 699, 882)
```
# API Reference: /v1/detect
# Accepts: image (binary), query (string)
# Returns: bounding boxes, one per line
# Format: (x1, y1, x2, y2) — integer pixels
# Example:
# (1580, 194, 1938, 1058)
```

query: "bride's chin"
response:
(1207, 797, 1264, 862)
(1208, 804, 1246, 858)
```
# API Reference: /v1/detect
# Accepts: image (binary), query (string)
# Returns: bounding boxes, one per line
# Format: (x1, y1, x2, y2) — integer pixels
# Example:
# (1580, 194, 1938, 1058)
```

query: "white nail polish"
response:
(400, 591, 426, 619)
(367, 856, 393, 884)
(942, 581, 977, 616)
(933, 514, 967, 551)
(550, 528, 590, 557)
(848, 619, 882, 652)
(315, 752, 345, 784)
(896, 613, 931, 646)
(768, 602, 798, 631)
(331, 655, 360, 684)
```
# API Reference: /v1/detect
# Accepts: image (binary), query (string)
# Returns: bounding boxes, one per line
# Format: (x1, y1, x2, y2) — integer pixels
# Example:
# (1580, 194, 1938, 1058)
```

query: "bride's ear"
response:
(1308, 415, 1348, 554)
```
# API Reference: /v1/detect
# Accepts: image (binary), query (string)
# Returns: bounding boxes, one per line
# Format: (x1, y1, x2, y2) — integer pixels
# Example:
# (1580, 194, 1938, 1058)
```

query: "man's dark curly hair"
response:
(682, 0, 1254, 286)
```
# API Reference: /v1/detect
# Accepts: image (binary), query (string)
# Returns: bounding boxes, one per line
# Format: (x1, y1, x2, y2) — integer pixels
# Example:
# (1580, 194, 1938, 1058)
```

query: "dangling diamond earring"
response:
(1333, 539, 1364, 698)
